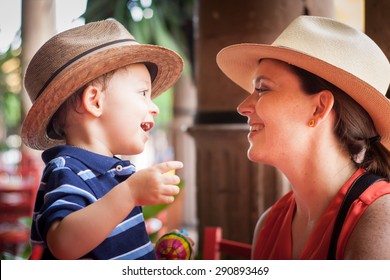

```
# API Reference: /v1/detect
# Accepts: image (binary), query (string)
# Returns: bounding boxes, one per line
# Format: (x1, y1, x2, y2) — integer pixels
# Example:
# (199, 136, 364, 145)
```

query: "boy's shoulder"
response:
(41, 146, 93, 184)
(40, 146, 114, 194)
(43, 146, 90, 170)
(42, 146, 107, 184)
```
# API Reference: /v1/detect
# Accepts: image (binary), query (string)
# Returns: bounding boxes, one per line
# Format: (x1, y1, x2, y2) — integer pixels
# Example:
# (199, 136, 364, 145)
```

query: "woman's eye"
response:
(255, 87, 268, 97)
(139, 90, 147, 97)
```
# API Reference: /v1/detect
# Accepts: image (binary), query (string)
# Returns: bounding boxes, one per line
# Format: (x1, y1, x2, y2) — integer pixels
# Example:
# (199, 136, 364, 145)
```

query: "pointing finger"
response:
(154, 161, 183, 174)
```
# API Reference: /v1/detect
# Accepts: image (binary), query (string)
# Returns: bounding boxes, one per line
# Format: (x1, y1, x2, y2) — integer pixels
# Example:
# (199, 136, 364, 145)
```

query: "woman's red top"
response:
(253, 168, 390, 259)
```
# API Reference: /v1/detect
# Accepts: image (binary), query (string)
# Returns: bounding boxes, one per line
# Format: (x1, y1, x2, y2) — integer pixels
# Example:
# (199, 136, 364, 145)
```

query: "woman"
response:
(216, 16, 390, 259)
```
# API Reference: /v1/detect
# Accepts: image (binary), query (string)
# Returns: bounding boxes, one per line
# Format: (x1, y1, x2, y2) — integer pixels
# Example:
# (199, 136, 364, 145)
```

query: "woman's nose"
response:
(237, 93, 255, 116)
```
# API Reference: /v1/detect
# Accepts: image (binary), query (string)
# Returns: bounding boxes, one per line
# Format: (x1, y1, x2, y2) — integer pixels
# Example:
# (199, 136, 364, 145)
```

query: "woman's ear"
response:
(81, 85, 105, 117)
(311, 90, 334, 125)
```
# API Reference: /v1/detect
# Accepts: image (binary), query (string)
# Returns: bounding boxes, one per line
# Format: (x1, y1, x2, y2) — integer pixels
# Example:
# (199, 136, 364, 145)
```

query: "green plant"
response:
(0, 47, 23, 148)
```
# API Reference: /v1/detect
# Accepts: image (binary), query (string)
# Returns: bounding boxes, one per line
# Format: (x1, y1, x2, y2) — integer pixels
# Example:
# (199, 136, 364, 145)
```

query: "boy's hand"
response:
(126, 161, 183, 206)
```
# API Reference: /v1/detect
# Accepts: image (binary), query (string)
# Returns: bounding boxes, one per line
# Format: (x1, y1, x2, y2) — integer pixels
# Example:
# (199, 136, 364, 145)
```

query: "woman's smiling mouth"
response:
(249, 123, 264, 132)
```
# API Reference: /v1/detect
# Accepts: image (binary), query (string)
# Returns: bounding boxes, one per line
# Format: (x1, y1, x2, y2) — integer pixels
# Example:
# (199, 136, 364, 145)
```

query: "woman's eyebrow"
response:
(253, 76, 272, 85)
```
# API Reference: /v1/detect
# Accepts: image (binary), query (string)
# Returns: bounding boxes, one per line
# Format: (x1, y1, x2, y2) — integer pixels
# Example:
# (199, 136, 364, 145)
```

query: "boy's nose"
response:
(150, 101, 160, 116)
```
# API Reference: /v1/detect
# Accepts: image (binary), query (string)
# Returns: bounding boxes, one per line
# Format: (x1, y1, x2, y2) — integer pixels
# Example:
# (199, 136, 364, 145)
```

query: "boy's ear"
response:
(312, 90, 334, 124)
(81, 85, 105, 117)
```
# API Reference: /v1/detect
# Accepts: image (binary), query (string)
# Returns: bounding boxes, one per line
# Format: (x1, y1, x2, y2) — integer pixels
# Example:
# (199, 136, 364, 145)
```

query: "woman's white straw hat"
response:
(22, 19, 183, 150)
(217, 15, 390, 151)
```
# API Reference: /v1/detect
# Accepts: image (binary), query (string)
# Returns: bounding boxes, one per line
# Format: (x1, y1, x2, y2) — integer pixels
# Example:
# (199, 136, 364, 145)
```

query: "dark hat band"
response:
(35, 38, 136, 100)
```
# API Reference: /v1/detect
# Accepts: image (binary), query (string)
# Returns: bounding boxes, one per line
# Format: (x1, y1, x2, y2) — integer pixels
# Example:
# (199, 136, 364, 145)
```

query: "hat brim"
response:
(217, 44, 390, 151)
(22, 42, 183, 150)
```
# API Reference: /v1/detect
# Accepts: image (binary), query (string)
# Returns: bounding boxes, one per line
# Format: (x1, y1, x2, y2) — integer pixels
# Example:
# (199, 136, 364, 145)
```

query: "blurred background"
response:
(0, 0, 388, 259)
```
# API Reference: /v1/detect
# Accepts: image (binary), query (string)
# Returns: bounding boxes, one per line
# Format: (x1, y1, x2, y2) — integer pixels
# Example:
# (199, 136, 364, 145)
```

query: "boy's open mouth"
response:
(141, 122, 153, 132)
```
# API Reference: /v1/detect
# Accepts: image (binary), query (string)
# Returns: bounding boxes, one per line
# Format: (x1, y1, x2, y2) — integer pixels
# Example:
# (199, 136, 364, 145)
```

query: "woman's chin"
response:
(247, 149, 268, 164)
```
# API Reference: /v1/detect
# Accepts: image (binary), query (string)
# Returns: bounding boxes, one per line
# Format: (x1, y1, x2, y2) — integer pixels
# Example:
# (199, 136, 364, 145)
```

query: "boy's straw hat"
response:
(22, 19, 183, 150)
(217, 16, 390, 151)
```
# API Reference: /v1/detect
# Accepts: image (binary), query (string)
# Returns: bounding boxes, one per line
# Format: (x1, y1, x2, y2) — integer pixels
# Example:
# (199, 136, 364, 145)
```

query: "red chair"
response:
(0, 152, 41, 258)
(29, 244, 44, 260)
(0, 177, 37, 257)
(202, 227, 252, 260)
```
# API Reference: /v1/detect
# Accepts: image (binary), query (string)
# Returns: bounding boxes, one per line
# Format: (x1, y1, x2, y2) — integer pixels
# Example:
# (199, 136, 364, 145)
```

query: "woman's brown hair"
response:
(288, 63, 390, 180)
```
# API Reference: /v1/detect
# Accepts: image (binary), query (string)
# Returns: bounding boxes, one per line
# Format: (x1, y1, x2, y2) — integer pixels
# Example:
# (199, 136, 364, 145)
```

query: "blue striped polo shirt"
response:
(30, 145, 156, 260)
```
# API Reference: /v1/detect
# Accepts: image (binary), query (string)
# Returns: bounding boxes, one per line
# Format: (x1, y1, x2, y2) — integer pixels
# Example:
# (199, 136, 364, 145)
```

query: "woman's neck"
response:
(281, 145, 357, 224)
(286, 148, 357, 259)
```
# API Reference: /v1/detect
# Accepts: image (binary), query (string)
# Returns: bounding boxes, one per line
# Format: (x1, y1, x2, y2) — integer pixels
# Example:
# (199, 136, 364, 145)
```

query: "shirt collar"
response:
(42, 145, 134, 175)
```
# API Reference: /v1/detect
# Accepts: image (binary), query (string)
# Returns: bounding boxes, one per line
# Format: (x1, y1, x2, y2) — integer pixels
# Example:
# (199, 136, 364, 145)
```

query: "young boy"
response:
(22, 19, 184, 259)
